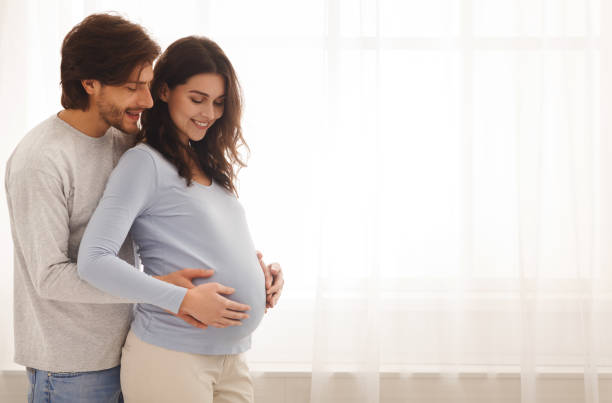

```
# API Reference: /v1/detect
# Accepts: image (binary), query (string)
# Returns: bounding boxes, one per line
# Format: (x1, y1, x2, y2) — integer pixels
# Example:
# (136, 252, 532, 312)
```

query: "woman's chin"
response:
(188, 132, 207, 143)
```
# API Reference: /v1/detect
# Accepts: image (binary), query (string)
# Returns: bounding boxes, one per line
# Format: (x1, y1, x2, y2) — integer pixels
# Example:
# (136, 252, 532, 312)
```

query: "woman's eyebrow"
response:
(189, 90, 225, 98)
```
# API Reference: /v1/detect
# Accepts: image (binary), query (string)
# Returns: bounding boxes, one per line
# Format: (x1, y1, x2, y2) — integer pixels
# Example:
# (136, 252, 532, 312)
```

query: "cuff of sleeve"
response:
(158, 284, 188, 314)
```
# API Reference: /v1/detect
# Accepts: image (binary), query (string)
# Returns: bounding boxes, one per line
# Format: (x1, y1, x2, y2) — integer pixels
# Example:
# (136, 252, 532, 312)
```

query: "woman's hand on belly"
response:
(154, 268, 218, 329)
(179, 281, 251, 328)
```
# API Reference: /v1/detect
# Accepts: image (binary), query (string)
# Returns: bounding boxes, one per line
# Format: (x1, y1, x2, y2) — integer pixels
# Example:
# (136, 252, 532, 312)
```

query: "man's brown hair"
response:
(60, 13, 160, 110)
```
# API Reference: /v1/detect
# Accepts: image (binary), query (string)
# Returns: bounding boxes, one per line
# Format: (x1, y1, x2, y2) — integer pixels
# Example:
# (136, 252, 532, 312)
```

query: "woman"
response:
(78, 36, 266, 402)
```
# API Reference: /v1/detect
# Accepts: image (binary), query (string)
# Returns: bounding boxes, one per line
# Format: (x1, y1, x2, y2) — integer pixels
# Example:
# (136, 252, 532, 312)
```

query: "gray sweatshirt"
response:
(5, 114, 138, 372)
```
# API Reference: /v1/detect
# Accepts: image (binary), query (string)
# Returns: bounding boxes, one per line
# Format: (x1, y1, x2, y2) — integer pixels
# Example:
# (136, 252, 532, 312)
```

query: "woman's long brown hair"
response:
(139, 36, 248, 195)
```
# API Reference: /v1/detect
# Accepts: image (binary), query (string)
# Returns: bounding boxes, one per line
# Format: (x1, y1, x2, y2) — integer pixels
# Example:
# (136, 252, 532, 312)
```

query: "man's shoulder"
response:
(7, 115, 76, 180)
(12, 114, 75, 153)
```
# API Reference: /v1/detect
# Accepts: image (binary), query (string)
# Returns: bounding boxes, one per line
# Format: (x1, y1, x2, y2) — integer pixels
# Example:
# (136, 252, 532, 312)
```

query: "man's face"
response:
(95, 63, 154, 134)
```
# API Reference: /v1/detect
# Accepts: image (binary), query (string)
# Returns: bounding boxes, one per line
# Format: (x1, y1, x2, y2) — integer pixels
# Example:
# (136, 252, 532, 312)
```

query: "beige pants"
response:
(120, 331, 254, 403)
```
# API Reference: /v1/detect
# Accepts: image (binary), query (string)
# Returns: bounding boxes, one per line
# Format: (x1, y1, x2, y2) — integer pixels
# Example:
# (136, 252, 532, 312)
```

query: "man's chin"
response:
(113, 122, 139, 135)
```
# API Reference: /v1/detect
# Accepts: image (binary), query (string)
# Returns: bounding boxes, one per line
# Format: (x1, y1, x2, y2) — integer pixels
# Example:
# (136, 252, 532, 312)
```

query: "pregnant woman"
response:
(78, 36, 268, 402)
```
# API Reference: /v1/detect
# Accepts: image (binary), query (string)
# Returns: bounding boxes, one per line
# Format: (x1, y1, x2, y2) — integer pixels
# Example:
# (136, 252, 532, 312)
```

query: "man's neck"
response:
(58, 109, 110, 138)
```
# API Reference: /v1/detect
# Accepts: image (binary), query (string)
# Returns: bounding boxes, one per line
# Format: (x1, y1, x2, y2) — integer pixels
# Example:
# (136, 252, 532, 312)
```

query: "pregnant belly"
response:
(191, 262, 266, 341)
(137, 251, 267, 346)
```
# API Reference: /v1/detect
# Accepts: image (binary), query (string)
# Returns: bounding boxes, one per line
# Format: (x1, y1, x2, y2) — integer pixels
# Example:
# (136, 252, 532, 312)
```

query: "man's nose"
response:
(138, 87, 154, 109)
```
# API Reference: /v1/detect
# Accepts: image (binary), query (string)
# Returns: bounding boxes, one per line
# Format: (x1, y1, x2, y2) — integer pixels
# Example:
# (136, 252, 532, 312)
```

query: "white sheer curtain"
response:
(1, 1, 611, 402)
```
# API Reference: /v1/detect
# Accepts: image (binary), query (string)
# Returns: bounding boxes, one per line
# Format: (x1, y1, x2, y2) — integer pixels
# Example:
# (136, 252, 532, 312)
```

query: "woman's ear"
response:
(159, 83, 169, 102)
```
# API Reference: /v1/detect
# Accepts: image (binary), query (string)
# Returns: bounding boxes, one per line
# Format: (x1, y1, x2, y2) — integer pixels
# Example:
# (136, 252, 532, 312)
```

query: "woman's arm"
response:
(77, 147, 187, 313)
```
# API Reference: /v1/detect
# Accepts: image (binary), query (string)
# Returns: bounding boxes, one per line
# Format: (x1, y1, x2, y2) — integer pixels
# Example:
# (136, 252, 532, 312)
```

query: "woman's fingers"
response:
(224, 298, 251, 313)
(210, 317, 242, 328)
(223, 309, 249, 320)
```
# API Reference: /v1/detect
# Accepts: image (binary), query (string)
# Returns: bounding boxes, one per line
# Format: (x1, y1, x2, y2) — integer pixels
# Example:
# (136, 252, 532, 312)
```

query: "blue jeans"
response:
(26, 366, 123, 403)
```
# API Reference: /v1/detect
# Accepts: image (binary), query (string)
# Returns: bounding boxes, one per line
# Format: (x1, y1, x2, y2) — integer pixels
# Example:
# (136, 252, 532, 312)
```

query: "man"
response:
(5, 13, 284, 402)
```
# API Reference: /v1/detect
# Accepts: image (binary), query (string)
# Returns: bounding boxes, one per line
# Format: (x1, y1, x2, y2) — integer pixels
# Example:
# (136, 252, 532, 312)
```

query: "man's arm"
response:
(5, 164, 133, 304)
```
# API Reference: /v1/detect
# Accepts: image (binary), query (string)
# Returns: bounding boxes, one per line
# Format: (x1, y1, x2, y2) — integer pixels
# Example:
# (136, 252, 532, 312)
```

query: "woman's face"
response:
(161, 73, 225, 145)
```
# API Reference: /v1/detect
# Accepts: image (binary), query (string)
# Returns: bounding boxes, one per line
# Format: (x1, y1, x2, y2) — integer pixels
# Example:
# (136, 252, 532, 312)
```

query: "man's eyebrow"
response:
(125, 81, 149, 85)
(189, 90, 225, 98)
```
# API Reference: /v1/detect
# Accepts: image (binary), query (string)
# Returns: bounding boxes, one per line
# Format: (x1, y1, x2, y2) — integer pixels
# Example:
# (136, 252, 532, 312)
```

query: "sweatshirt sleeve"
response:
(78, 147, 187, 314)
(5, 156, 132, 304)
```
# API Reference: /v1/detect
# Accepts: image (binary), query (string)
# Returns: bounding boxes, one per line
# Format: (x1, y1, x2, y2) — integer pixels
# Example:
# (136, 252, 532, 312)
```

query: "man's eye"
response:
(127, 87, 137, 92)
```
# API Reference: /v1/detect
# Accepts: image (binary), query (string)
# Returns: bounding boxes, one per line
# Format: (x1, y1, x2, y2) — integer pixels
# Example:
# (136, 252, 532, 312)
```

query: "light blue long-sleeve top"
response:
(78, 143, 265, 355)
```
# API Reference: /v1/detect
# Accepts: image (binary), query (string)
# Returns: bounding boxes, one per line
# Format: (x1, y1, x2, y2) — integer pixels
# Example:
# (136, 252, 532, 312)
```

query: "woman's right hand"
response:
(179, 282, 251, 328)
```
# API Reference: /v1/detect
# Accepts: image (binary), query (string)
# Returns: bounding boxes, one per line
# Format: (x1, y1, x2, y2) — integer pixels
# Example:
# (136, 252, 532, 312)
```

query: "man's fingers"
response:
(269, 263, 281, 275)
(259, 255, 273, 290)
(267, 278, 284, 295)
(266, 294, 273, 308)
(177, 313, 208, 330)
(181, 268, 214, 279)
(271, 293, 280, 307)
(266, 263, 283, 294)
(267, 283, 282, 295)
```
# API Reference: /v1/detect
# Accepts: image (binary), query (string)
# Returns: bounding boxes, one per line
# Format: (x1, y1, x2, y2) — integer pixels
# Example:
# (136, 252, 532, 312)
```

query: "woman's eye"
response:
(191, 99, 203, 104)
(214, 101, 225, 107)
(127, 87, 137, 92)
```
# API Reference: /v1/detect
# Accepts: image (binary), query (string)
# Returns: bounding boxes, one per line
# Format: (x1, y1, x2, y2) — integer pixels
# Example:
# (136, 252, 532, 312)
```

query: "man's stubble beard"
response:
(96, 94, 139, 135)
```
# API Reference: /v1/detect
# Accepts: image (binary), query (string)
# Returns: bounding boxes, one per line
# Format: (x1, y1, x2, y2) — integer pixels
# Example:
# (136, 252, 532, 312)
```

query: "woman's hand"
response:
(154, 268, 216, 330)
(179, 282, 251, 328)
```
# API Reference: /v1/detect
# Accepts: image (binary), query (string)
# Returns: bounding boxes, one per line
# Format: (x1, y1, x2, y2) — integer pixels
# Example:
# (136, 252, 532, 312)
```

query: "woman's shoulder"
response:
(130, 142, 159, 158)
(118, 142, 158, 170)
(126, 143, 172, 171)
(126, 142, 182, 182)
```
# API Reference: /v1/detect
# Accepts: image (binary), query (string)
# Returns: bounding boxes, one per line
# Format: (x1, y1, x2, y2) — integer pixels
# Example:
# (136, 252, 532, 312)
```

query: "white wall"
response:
(3, 371, 612, 403)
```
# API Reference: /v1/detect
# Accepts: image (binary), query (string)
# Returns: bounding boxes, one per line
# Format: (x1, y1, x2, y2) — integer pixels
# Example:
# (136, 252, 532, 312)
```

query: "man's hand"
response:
(154, 268, 214, 330)
(256, 251, 284, 311)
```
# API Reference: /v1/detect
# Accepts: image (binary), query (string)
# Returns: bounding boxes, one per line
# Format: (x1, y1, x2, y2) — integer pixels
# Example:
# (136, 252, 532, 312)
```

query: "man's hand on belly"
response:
(256, 251, 285, 312)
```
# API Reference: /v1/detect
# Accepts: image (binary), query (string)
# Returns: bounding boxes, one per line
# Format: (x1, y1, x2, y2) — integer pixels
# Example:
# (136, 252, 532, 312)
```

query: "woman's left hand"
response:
(256, 251, 284, 311)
